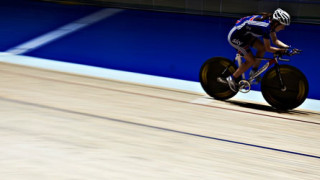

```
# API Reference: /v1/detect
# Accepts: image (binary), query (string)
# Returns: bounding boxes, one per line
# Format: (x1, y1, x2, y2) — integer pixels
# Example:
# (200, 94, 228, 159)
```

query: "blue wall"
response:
(1, 1, 320, 99)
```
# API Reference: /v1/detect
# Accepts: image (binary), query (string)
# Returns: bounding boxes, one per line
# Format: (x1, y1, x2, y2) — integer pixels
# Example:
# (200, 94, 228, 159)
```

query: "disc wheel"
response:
(199, 57, 239, 100)
(261, 65, 309, 110)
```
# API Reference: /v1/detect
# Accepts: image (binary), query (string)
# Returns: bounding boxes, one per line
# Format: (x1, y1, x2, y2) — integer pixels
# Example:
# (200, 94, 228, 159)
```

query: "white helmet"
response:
(273, 8, 291, 25)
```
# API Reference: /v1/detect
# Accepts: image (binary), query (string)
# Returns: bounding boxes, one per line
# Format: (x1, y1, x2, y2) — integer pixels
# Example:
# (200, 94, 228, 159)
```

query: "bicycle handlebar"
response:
(278, 57, 290, 62)
(274, 48, 302, 61)
(291, 48, 302, 55)
(244, 48, 302, 61)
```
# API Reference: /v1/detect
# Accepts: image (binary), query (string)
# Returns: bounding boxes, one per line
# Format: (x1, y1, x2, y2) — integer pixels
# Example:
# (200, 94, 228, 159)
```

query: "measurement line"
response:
(5, 8, 123, 55)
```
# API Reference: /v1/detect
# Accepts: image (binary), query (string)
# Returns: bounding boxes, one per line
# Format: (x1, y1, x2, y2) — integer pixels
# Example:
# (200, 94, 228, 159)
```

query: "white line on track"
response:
(0, 53, 319, 112)
(5, 8, 123, 55)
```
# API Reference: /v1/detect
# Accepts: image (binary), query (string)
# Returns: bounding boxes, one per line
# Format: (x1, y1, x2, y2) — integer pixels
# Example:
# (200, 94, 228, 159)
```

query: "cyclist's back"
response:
(234, 15, 271, 39)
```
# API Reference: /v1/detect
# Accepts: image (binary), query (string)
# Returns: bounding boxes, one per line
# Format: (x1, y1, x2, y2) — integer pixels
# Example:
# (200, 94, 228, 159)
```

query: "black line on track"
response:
(1, 96, 320, 160)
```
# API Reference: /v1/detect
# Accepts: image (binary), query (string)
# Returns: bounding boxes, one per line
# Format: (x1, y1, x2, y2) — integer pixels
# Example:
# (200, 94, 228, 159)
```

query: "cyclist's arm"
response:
(270, 32, 289, 48)
(263, 38, 285, 53)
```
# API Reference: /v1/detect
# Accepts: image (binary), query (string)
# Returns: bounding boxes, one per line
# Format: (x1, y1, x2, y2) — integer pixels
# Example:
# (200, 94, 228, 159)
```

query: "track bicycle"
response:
(199, 50, 309, 110)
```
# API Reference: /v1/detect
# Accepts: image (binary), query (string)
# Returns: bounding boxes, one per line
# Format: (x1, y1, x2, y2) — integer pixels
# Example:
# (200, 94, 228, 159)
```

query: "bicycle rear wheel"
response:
(261, 65, 309, 110)
(199, 57, 239, 100)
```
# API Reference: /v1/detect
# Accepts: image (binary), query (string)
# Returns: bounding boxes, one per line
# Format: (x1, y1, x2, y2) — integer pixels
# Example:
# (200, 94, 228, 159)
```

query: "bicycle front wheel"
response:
(261, 65, 309, 110)
(199, 57, 239, 100)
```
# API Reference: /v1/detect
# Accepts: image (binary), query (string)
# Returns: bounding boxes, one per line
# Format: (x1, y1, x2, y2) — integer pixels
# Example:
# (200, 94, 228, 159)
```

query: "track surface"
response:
(0, 62, 319, 179)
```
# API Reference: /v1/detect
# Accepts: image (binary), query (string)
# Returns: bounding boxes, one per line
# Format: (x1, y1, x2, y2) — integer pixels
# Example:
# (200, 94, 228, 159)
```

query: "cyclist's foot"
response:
(217, 77, 227, 84)
(226, 75, 238, 92)
(217, 75, 238, 92)
(249, 69, 262, 84)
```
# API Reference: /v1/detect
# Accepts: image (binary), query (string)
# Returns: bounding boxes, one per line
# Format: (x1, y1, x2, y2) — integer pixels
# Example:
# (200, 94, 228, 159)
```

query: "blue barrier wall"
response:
(1, 1, 320, 99)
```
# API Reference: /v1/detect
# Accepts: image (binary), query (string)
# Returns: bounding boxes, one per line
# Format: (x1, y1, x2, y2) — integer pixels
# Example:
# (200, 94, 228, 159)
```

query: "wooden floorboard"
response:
(0, 62, 319, 179)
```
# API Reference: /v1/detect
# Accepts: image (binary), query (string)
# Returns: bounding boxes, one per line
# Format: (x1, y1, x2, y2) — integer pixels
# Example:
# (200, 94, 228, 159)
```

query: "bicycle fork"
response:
(274, 63, 287, 92)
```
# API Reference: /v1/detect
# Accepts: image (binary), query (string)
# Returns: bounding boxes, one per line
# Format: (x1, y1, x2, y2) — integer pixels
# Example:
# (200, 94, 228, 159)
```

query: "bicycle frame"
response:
(233, 53, 288, 93)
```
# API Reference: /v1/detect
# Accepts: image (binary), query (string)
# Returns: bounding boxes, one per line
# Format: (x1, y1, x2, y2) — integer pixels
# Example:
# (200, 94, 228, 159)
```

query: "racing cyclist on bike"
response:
(221, 8, 296, 92)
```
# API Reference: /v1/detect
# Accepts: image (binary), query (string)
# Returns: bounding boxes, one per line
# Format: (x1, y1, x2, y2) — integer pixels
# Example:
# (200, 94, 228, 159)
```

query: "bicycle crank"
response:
(238, 80, 251, 93)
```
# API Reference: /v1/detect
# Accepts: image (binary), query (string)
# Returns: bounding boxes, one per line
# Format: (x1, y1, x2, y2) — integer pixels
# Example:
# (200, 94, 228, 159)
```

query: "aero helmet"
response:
(273, 8, 291, 25)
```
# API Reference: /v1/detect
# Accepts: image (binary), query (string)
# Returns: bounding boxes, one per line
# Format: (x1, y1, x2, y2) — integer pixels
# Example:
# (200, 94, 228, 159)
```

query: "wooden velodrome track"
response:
(0, 62, 319, 179)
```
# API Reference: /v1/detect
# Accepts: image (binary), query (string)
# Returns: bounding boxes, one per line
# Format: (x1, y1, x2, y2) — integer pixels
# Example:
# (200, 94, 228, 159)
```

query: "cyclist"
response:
(221, 8, 295, 92)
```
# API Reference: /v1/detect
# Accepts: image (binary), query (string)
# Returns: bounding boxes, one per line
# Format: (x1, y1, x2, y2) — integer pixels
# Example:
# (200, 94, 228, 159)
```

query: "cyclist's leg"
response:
(221, 51, 255, 92)
(249, 38, 266, 83)
(233, 51, 255, 78)
(225, 28, 255, 91)
(228, 30, 256, 79)
(252, 38, 266, 69)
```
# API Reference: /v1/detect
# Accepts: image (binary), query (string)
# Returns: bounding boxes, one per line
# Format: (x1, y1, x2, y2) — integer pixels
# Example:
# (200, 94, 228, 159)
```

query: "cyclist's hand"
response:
(284, 48, 294, 56)
(284, 47, 302, 56)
